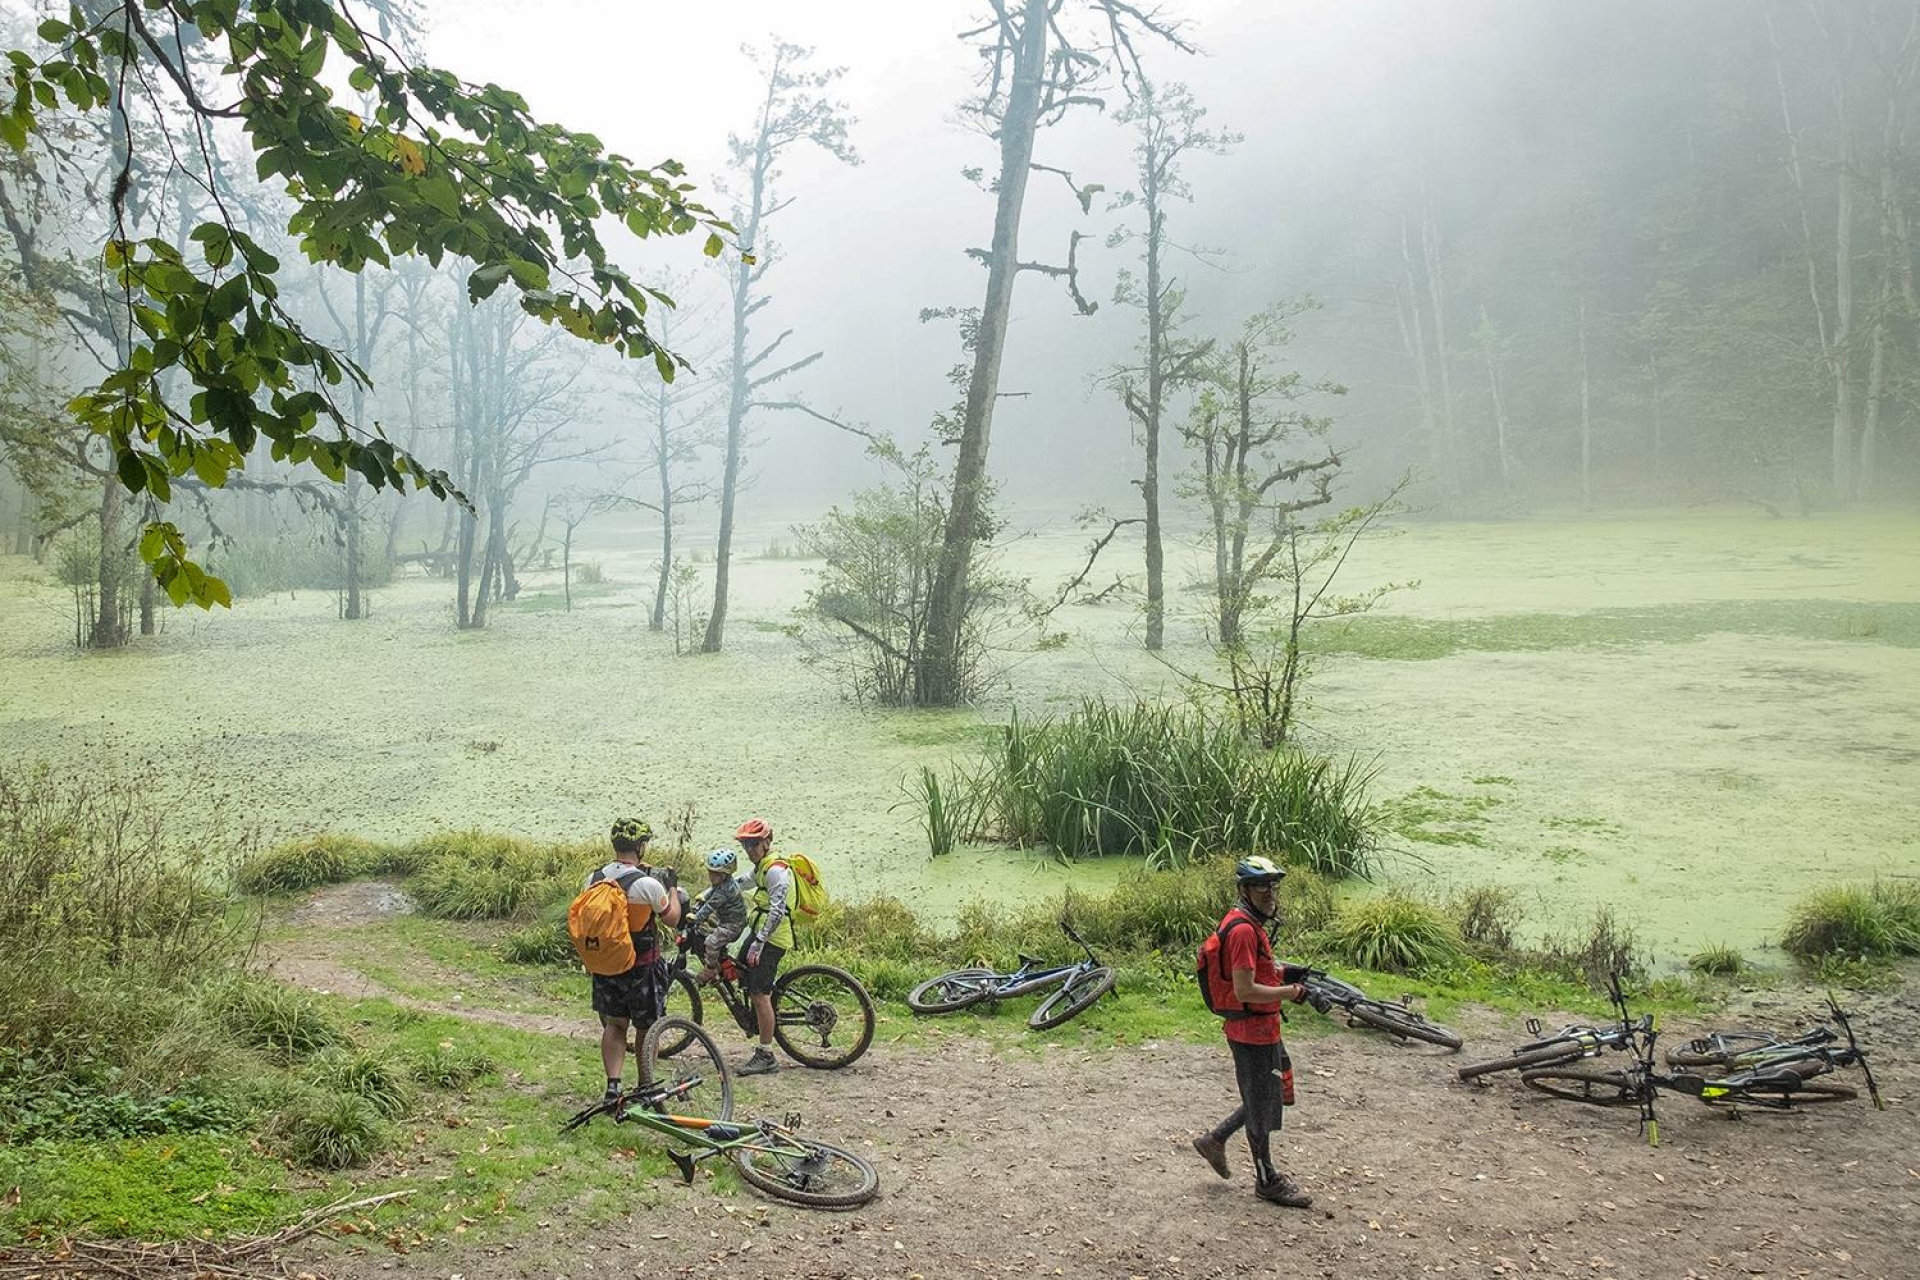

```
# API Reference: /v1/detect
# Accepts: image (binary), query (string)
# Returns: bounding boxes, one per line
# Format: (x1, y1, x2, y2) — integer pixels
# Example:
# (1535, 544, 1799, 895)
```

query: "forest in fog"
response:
(3, 0, 1917, 660)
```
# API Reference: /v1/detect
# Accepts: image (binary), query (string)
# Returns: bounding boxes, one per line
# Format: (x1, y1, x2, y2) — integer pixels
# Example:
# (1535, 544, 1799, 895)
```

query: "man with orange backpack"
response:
(1191, 855, 1314, 1209)
(733, 817, 792, 1076)
(571, 817, 682, 1110)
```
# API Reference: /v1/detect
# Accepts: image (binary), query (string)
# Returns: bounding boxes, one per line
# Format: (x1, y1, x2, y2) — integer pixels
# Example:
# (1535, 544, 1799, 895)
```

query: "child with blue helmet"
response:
(685, 847, 749, 978)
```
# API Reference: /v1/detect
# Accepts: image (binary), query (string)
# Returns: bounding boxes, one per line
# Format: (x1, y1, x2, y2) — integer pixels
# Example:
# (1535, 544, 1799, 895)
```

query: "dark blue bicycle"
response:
(906, 921, 1116, 1030)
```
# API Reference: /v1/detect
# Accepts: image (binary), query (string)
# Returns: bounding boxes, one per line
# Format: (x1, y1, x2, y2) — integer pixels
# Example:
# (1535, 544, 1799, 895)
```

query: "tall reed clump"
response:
(933, 700, 1377, 878)
(1781, 881, 1920, 961)
(236, 835, 382, 895)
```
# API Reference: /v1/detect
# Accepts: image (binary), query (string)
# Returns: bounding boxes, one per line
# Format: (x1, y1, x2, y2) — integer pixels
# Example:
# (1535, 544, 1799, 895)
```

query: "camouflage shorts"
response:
(590, 956, 668, 1025)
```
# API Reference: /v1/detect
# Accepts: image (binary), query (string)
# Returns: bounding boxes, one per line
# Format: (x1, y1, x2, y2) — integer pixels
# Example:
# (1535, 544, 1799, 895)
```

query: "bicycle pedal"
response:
(1524, 1017, 1543, 1036)
(783, 1111, 803, 1130)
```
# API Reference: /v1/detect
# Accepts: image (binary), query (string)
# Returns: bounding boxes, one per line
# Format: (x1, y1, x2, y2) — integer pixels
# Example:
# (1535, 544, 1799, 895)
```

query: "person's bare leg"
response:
(601, 1017, 628, 1082)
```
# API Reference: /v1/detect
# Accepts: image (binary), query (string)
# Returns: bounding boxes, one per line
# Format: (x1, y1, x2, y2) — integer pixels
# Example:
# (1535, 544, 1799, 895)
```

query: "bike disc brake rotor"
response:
(804, 1000, 839, 1042)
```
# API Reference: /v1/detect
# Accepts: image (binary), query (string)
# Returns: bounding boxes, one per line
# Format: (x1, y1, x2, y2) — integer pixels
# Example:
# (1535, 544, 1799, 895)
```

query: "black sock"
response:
(605, 1078, 621, 1098)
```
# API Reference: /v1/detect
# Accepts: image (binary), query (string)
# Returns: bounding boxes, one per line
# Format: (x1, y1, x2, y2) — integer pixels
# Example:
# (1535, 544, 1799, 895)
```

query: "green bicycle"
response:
(561, 1016, 879, 1209)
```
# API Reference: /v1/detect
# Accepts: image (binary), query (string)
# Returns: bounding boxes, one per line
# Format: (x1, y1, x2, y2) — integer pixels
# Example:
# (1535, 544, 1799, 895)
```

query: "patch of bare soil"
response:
(264, 881, 583, 1040)
(316, 1021, 1912, 1280)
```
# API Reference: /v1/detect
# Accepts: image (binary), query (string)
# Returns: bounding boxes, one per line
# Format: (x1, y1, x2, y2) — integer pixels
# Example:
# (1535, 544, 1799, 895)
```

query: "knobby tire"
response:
(1346, 1000, 1465, 1051)
(732, 1133, 879, 1209)
(1027, 965, 1116, 1030)
(640, 1015, 734, 1122)
(1459, 1039, 1585, 1082)
(1520, 1065, 1644, 1107)
(773, 964, 876, 1069)
(907, 968, 997, 1015)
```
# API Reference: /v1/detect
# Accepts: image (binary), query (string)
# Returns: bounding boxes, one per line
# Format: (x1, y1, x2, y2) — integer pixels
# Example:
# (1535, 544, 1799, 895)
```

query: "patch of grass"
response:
(1781, 881, 1920, 960)
(1307, 599, 1920, 660)
(407, 1040, 495, 1089)
(1686, 942, 1748, 977)
(216, 978, 346, 1062)
(304, 1048, 414, 1119)
(269, 1087, 388, 1170)
(406, 832, 579, 920)
(236, 835, 379, 895)
(0, 1134, 296, 1240)
(499, 921, 573, 966)
(1321, 893, 1465, 974)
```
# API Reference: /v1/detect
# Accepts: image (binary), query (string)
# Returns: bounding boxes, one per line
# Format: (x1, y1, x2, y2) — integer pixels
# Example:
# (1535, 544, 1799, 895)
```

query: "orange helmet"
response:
(734, 818, 773, 842)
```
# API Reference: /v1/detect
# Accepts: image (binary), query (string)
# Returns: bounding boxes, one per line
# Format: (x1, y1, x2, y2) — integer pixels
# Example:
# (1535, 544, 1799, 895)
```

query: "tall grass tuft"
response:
(1781, 881, 1920, 960)
(406, 832, 580, 920)
(1687, 942, 1748, 977)
(215, 978, 346, 1062)
(304, 1048, 414, 1119)
(1448, 885, 1522, 953)
(904, 766, 982, 858)
(236, 835, 378, 895)
(1323, 893, 1465, 973)
(935, 700, 1378, 877)
(271, 1088, 389, 1169)
(1537, 907, 1643, 986)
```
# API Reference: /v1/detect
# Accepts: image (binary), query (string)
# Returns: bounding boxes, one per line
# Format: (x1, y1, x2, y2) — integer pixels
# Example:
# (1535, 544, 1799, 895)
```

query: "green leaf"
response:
(703, 232, 724, 258)
(138, 526, 165, 562)
(117, 450, 148, 494)
(36, 18, 71, 41)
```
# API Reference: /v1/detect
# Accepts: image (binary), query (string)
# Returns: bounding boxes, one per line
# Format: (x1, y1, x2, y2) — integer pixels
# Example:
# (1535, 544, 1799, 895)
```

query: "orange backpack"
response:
(568, 871, 640, 976)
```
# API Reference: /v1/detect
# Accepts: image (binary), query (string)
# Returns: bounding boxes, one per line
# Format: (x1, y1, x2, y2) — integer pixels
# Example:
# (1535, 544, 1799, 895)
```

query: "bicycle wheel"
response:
(1665, 1031, 1784, 1068)
(1458, 1038, 1584, 1082)
(907, 968, 997, 1014)
(1028, 965, 1116, 1030)
(773, 965, 876, 1069)
(1698, 1077, 1857, 1108)
(733, 1132, 878, 1209)
(650, 970, 706, 1058)
(640, 1016, 733, 1122)
(1347, 1000, 1465, 1051)
(1520, 1065, 1643, 1107)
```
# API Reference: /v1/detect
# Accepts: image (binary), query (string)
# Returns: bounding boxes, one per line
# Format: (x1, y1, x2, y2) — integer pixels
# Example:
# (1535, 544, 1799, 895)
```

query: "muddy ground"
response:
(262, 888, 1920, 1280)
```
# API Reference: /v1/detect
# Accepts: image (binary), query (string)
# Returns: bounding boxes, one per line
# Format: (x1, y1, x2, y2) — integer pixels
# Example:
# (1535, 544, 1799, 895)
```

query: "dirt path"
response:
(275, 885, 1917, 1279)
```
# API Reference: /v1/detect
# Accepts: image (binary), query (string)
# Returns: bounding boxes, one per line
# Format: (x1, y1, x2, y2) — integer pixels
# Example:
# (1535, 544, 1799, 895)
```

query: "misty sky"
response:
(421, 0, 1405, 507)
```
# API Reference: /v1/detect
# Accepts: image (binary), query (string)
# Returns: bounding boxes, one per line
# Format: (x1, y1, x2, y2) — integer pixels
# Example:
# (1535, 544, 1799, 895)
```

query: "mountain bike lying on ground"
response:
(1476, 980, 1886, 1145)
(662, 928, 876, 1069)
(1456, 974, 1651, 1082)
(1297, 968, 1463, 1050)
(561, 1016, 879, 1209)
(1663, 997, 1874, 1075)
(906, 920, 1117, 1030)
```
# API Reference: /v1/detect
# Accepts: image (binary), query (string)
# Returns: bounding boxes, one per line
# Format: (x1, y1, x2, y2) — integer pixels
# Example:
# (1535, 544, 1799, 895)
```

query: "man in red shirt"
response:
(1192, 856, 1314, 1208)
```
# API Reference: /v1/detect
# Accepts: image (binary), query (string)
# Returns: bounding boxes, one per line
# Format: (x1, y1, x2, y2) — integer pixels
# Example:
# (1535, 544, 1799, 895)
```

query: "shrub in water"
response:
(1781, 882, 1920, 961)
(273, 1088, 388, 1170)
(305, 1048, 415, 1119)
(236, 836, 376, 895)
(1323, 893, 1464, 974)
(1686, 942, 1747, 977)
(407, 832, 578, 920)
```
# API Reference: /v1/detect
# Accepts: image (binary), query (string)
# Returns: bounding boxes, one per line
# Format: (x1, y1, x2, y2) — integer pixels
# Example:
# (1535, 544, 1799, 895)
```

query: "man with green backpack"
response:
(732, 817, 827, 1076)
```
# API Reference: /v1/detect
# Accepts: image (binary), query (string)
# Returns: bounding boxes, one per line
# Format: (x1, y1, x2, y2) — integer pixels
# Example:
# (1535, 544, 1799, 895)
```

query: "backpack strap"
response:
(1214, 909, 1265, 1019)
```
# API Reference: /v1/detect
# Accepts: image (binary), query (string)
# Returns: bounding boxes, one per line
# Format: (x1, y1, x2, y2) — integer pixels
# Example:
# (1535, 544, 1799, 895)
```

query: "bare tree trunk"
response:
(1420, 193, 1458, 488)
(920, 0, 1048, 704)
(1395, 220, 1442, 484)
(1142, 197, 1166, 651)
(1832, 130, 1855, 501)
(92, 471, 125, 649)
(652, 385, 674, 632)
(1578, 296, 1593, 509)
(138, 563, 155, 636)
(1476, 305, 1514, 488)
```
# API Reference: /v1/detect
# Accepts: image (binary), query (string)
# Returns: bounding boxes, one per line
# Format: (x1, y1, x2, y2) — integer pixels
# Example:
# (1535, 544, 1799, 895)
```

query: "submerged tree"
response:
(3, 0, 726, 610)
(916, 0, 1192, 705)
(703, 39, 858, 655)
(1108, 79, 1235, 651)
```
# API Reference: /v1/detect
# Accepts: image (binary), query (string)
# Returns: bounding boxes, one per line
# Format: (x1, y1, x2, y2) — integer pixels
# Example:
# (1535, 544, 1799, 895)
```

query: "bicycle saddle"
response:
(1016, 953, 1045, 969)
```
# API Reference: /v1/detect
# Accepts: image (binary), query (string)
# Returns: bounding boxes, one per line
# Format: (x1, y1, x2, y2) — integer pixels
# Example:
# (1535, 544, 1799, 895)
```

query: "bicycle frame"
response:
(580, 1075, 830, 1187)
(669, 941, 759, 1037)
(975, 925, 1103, 1000)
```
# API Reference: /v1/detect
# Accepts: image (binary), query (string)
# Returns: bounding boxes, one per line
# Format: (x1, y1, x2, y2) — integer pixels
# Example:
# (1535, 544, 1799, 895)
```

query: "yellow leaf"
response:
(344, 112, 363, 134)
(394, 135, 425, 176)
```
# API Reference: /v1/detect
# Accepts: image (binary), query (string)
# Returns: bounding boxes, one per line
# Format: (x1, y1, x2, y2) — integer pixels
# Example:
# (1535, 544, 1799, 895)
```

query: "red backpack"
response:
(1195, 908, 1265, 1020)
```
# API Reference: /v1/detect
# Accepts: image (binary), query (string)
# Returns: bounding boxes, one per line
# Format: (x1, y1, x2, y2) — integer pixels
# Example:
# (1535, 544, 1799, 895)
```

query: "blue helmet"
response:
(706, 847, 739, 874)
